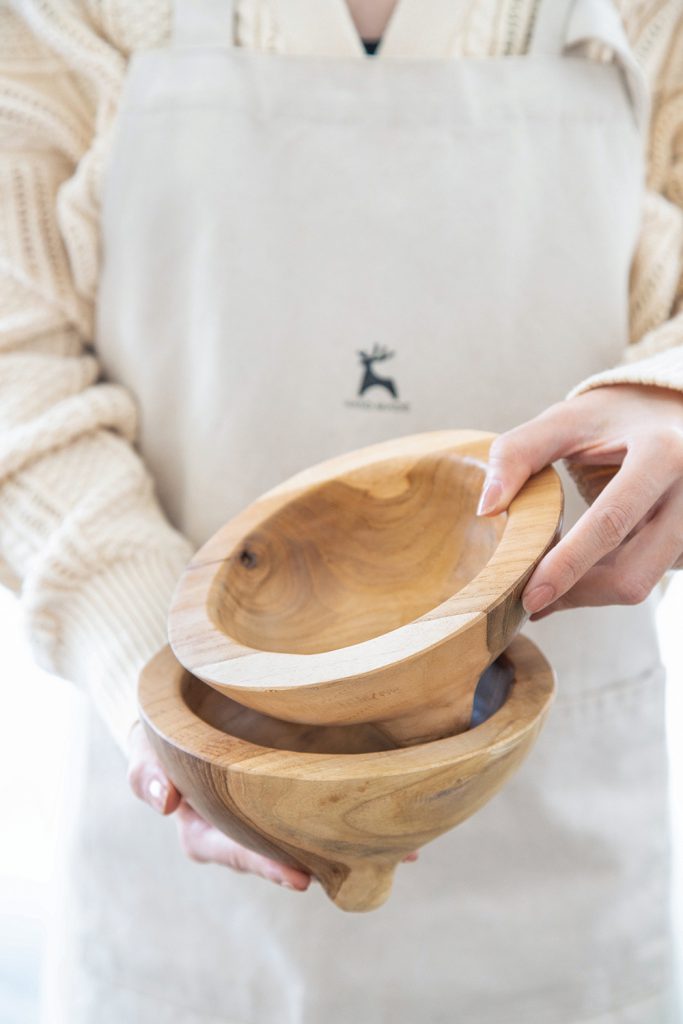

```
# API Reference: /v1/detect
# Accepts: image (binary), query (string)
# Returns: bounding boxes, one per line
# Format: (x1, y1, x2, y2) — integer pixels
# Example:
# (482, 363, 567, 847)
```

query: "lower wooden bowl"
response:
(138, 634, 555, 912)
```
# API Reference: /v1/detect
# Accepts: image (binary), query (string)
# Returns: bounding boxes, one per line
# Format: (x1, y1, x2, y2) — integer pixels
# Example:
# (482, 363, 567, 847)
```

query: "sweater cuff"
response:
(565, 343, 683, 507)
(567, 344, 683, 401)
(24, 544, 192, 755)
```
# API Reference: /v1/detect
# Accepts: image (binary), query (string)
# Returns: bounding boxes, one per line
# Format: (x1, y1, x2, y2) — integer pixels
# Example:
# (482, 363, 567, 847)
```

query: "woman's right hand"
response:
(126, 722, 312, 891)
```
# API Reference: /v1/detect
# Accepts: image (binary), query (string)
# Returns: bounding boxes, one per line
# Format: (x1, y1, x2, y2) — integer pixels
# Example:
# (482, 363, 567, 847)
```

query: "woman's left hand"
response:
(477, 384, 683, 619)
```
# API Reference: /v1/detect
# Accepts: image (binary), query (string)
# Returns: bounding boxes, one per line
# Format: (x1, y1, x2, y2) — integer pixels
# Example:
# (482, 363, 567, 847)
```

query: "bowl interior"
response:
(208, 453, 506, 655)
(184, 673, 397, 753)
(183, 655, 514, 755)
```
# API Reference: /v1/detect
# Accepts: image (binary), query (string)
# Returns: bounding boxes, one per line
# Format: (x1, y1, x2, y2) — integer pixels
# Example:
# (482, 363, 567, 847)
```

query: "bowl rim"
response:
(139, 635, 556, 782)
(167, 429, 563, 692)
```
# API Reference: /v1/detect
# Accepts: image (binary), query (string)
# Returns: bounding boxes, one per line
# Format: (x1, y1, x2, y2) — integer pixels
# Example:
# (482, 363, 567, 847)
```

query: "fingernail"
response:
(477, 479, 503, 516)
(522, 583, 555, 614)
(264, 867, 307, 890)
(147, 775, 168, 814)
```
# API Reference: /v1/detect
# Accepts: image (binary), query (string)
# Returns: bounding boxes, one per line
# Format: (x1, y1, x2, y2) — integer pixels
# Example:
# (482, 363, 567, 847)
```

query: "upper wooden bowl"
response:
(139, 635, 555, 912)
(168, 430, 563, 745)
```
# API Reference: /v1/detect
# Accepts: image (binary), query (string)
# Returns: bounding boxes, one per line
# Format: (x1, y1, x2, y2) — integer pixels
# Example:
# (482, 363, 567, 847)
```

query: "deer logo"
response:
(357, 345, 398, 399)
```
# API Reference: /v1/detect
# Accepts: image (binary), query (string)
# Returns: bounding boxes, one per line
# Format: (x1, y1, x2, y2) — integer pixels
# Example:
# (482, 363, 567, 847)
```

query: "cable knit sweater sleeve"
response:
(567, 3, 683, 407)
(1, 0, 683, 756)
(564, 0, 683, 501)
(0, 1, 193, 751)
(573, 3, 683, 395)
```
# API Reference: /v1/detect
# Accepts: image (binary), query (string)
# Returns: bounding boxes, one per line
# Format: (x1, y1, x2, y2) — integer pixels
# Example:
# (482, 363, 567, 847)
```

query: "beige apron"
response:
(43, 1, 677, 1021)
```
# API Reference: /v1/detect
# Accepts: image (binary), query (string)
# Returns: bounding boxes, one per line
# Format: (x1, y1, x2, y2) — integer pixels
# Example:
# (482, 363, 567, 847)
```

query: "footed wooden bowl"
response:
(169, 430, 562, 745)
(139, 635, 555, 912)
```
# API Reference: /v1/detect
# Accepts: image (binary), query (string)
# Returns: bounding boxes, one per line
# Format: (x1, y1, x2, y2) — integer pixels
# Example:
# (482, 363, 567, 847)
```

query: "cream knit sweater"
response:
(1, 0, 683, 753)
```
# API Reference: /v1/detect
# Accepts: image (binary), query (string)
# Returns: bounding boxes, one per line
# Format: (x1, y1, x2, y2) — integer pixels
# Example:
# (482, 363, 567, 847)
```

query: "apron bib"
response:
(42, 1, 676, 1021)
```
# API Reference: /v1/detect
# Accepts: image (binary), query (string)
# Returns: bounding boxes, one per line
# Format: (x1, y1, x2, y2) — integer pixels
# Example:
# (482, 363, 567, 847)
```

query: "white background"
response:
(1, 578, 682, 1021)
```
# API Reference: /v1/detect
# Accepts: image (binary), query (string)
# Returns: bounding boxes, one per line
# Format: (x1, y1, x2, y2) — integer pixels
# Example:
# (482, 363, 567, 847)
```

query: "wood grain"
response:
(139, 635, 555, 913)
(168, 430, 563, 744)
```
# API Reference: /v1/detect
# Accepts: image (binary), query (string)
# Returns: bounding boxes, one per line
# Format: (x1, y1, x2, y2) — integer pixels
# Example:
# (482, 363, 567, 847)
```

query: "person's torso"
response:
(62, 2, 676, 1021)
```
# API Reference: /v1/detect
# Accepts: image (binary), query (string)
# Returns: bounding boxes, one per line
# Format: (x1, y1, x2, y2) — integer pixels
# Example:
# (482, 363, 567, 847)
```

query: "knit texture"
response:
(1, 0, 682, 752)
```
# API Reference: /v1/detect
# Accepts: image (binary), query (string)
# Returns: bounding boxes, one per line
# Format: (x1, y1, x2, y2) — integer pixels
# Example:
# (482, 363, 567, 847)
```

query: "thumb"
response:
(477, 406, 575, 517)
(127, 721, 181, 815)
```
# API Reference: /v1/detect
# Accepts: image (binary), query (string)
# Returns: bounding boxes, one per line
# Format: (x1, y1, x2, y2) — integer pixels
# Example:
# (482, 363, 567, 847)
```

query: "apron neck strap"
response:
(172, 0, 235, 48)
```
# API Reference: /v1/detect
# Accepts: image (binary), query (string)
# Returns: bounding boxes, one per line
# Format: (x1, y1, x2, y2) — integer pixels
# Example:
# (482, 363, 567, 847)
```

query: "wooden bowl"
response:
(139, 635, 555, 912)
(168, 430, 562, 745)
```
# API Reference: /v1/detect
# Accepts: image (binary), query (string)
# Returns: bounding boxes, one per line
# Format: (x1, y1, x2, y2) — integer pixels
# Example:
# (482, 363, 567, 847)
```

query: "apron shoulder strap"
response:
(172, 0, 236, 48)
(565, 0, 650, 134)
(531, 0, 649, 134)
